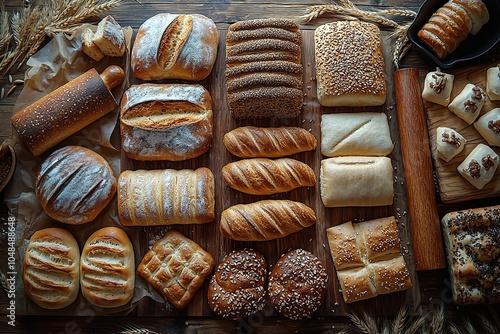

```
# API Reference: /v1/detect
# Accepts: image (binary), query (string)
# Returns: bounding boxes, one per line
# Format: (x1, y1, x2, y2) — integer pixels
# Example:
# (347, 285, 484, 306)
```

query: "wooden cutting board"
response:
(421, 63, 500, 204)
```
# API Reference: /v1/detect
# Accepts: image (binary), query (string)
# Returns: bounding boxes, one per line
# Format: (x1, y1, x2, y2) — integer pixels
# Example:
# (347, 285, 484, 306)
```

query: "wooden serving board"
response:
(422, 63, 500, 204)
(120, 29, 420, 318)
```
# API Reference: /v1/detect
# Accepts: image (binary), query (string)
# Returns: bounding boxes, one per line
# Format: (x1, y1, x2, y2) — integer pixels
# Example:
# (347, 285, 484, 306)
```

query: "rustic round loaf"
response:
(208, 248, 267, 319)
(268, 249, 328, 320)
(23, 227, 80, 309)
(35, 146, 116, 225)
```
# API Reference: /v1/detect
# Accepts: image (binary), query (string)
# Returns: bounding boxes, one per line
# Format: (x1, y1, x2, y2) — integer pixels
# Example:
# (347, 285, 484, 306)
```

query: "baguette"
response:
(220, 200, 316, 241)
(118, 168, 215, 226)
(223, 126, 317, 158)
(222, 158, 316, 195)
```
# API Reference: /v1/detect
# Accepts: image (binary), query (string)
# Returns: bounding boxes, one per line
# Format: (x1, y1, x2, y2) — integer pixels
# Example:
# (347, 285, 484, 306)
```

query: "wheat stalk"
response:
(0, 7, 11, 52)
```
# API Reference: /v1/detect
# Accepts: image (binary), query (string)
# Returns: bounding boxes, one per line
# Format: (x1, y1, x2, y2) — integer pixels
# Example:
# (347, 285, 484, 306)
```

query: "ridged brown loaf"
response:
(219, 200, 316, 241)
(222, 158, 316, 195)
(226, 18, 303, 118)
(223, 126, 317, 158)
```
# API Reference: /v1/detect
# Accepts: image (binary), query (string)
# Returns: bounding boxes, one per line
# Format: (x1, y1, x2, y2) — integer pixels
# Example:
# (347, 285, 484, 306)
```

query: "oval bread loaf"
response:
(80, 227, 135, 308)
(222, 158, 316, 195)
(223, 126, 317, 158)
(23, 228, 80, 309)
(35, 146, 117, 225)
(220, 200, 316, 241)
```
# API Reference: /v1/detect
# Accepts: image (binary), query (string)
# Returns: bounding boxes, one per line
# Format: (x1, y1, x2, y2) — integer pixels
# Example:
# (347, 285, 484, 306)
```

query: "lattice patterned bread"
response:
(441, 205, 500, 304)
(137, 230, 215, 309)
(326, 217, 412, 303)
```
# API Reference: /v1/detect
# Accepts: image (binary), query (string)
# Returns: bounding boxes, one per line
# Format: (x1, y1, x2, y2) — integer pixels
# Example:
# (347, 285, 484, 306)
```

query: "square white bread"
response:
(92, 15, 125, 57)
(436, 127, 467, 162)
(448, 84, 487, 125)
(321, 112, 393, 157)
(474, 108, 499, 147)
(314, 21, 386, 107)
(320, 156, 394, 207)
(457, 143, 499, 189)
(421, 69, 454, 106)
(486, 65, 500, 101)
(81, 28, 104, 61)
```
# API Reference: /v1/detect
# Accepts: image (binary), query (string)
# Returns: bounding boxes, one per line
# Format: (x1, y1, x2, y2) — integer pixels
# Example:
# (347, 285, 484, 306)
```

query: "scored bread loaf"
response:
(220, 200, 316, 241)
(223, 126, 317, 158)
(222, 158, 316, 195)
(226, 18, 303, 118)
(120, 84, 213, 161)
(80, 227, 135, 308)
(118, 168, 215, 226)
(35, 146, 117, 225)
(417, 0, 489, 59)
(23, 228, 80, 309)
(132, 13, 218, 81)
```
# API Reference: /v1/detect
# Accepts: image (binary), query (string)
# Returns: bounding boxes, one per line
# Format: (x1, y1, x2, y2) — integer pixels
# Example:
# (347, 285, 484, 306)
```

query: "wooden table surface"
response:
(1, 0, 500, 333)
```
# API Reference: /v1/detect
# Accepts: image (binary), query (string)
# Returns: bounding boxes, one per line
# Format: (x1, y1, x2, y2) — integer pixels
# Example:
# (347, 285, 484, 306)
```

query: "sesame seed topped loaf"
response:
(226, 18, 303, 118)
(314, 21, 386, 107)
(441, 205, 500, 305)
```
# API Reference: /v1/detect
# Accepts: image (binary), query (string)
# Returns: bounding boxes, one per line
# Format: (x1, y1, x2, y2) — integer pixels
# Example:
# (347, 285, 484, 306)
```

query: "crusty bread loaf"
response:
(35, 146, 116, 225)
(80, 227, 135, 308)
(314, 21, 386, 107)
(320, 157, 394, 207)
(118, 168, 215, 226)
(208, 249, 266, 319)
(81, 28, 104, 61)
(219, 200, 316, 241)
(226, 18, 303, 118)
(222, 158, 316, 195)
(326, 217, 412, 303)
(441, 205, 500, 304)
(138, 230, 215, 309)
(223, 126, 317, 158)
(321, 112, 393, 157)
(474, 108, 500, 147)
(268, 249, 328, 320)
(23, 228, 80, 309)
(417, 0, 489, 59)
(91, 15, 126, 57)
(120, 83, 213, 161)
(457, 143, 499, 190)
(132, 13, 218, 81)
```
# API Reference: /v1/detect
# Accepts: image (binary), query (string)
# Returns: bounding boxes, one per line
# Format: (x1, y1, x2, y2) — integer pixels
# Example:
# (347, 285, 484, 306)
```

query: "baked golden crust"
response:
(441, 205, 500, 304)
(138, 230, 215, 309)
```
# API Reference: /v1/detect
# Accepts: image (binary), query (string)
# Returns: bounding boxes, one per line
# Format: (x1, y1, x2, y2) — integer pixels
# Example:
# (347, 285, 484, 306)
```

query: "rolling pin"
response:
(394, 68, 446, 271)
(11, 65, 125, 156)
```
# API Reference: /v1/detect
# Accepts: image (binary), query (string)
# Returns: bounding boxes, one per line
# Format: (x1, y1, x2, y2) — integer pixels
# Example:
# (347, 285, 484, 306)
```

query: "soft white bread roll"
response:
(321, 112, 393, 157)
(222, 158, 316, 195)
(268, 249, 328, 320)
(486, 65, 500, 101)
(35, 146, 116, 225)
(320, 157, 394, 207)
(138, 230, 214, 309)
(23, 228, 80, 309)
(315, 21, 386, 107)
(326, 217, 412, 303)
(91, 15, 126, 57)
(208, 248, 266, 319)
(457, 143, 499, 189)
(448, 84, 486, 124)
(441, 205, 500, 305)
(80, 227, 135, 308)
(118, 168, 215, 226)
(474, 108, 499, 147)
(120, 84, 213, 161)
(422, 69, 454, 106)
(132, 13, 218, 81)
(220, 200, 316, 241)
(223, 126, 317, 158)
(436, 127, 467, 162)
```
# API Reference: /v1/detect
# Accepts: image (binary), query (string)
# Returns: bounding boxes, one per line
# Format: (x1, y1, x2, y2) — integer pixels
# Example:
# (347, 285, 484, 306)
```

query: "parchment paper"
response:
(3, 24, 164, 316)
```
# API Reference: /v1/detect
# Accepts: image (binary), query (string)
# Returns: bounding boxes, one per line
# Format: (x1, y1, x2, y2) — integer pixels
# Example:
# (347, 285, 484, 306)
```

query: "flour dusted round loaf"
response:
(268, 249, 328, 320)
(208, 249, 267, 319)
(35, 146, 116, 225)
(23, 228, 80, 309)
